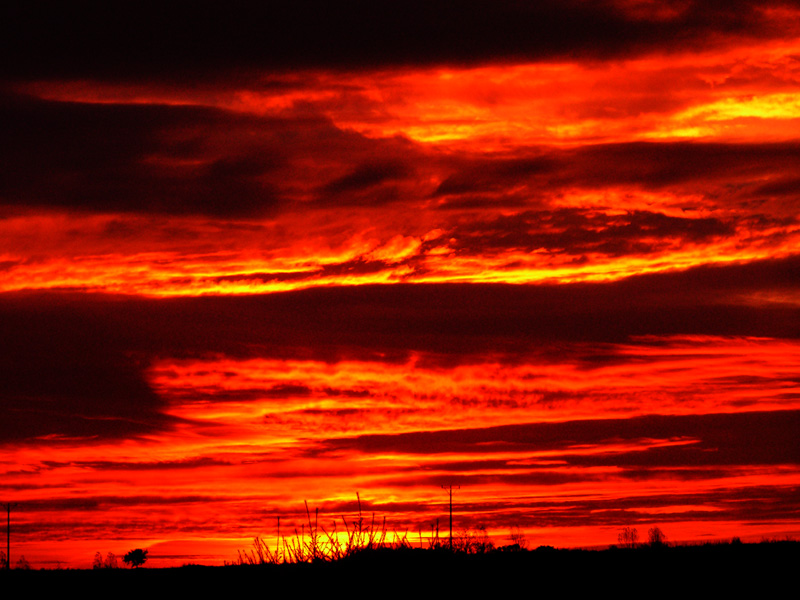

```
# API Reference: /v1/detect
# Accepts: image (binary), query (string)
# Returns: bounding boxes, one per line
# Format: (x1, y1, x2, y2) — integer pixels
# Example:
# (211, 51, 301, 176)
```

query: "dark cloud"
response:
(753, 176, 800, 197)
(0, 259, 21, 271)
(40, 456, 230, 472)
(386, 471, 604, 489)
(319, 259, 398, 278)
(5, 254, 800, 356)
(269, 485, 799, 529)
(435, 141, 800, 203)
(434, 156, 560, 197)
(562, 142, 800, 197)
(168, 383, 314, 405)
(172, 259, 417, 291)
(0, 296, 176, 443)
(410, 457, 738, 483)
(2, 1, 798, 81)
(322, 161, 413, 196)
(4, 90, 800, 219)
(448, 208, 733, 257)
(473, 485, 800, 529)
(322, 388, 372, 398)
(0, 91, 431, 217)
(0, 93, 285, 216)
(318, 410, 800, 467)
(19, 494, 222, 513)
(1, 255, 797, 442)
(200, 271, 320, 286)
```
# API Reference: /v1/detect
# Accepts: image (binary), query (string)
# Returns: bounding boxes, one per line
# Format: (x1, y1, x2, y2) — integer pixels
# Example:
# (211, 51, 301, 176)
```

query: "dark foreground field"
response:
(4, 541, 797, 595)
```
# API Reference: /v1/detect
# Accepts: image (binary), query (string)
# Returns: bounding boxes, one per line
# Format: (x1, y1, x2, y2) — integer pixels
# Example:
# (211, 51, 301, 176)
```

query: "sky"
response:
(1, 1, 800, 568)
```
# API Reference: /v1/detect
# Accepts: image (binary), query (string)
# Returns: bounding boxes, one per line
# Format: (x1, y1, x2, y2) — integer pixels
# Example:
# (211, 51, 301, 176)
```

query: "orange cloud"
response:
(4, 2, 800, 567)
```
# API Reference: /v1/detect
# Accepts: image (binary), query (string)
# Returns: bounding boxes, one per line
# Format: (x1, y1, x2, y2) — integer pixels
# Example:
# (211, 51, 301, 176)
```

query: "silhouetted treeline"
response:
(2, 540, 797, 595)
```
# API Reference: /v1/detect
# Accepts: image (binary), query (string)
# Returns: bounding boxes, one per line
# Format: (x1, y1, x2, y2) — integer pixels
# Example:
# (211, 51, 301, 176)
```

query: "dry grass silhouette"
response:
(235, 495, 411, 565)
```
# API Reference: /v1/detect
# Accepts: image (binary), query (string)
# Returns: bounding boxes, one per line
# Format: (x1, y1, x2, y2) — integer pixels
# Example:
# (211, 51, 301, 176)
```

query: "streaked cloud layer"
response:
(1, 1, 799, 567)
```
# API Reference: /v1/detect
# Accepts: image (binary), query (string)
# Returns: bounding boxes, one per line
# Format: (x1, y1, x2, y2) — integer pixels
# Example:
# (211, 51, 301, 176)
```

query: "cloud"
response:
(1, 254, 797, 442)
(322, 161, 413, 196)
(5, 88, 800, 229)
(447, 208, 733, 257)
(3, 1, 798, 81)
(40, 456, 231, 472)
(0, 91, 435, 217)
(434, 142, 800, 209)
(19, 494, 223, 513)
(317, 410, 800, 467)
(0, 92, 289, 216)
(0, 297, 182, 443)
(5, 253, 800, 355)
(473, 485, 800, 529)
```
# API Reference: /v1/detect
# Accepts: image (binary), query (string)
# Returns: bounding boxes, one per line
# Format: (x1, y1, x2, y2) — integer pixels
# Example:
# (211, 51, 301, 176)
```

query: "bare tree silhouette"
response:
(618, 526, 639, 549)
(647, 527, 667, 548)
(453, 524, 494, 554)
(93, 551, 119, 569)
(509, 525, 528, 550)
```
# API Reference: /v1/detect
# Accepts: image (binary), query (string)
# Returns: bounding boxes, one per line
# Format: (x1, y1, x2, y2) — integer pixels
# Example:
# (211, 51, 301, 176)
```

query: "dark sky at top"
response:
(4, 1, 800, 80)
(2, 0, 800, 565)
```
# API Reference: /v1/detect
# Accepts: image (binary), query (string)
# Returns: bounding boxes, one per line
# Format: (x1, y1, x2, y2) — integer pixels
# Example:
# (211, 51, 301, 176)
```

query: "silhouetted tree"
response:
(509, 525, 528, 550)
(618, 526, 639, 548)
(94, 551, 119, 569)
(0, 550, 6, 569)
(15, 555, 31, 570)
(647, 527, 667, 547)
(453, 525, 494, 553)
(123, 548, 148, 568)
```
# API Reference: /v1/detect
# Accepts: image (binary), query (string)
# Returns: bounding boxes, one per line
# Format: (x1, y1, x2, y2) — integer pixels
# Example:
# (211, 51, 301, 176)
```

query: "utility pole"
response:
(441, 485, 459, 550)
(3, 503, 16, 570)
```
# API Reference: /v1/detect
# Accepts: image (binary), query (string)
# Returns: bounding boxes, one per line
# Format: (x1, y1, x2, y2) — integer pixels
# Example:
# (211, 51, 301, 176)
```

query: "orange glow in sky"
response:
(2, 1, 800, 568)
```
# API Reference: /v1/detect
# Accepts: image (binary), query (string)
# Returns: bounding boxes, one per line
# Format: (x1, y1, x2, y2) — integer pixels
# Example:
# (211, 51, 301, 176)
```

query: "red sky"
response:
(1, 1, 800, 568)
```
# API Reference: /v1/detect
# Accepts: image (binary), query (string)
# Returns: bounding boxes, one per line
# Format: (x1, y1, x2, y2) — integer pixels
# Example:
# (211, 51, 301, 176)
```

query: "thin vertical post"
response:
(3, 503, 14, 569)
(441, 485, 460, 550)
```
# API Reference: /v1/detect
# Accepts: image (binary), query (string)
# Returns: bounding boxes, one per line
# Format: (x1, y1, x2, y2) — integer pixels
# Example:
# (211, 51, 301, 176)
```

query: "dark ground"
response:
(3, 541, 796, 595)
